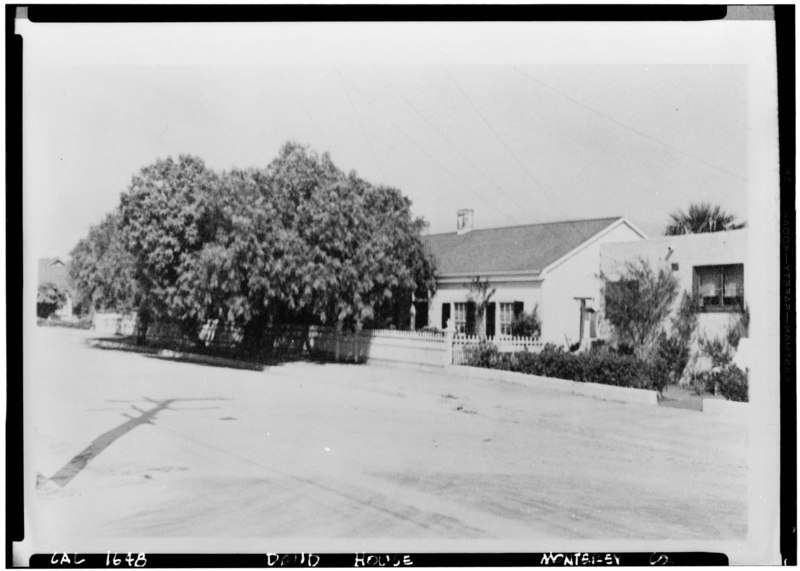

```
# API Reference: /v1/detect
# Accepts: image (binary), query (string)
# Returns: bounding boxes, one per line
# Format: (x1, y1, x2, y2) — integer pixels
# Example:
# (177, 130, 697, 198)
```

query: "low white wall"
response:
(600, 230, 748, 341)
(702, 398, 749, 415)
(310, 327, 449, 368)
(92, 313, 122, 334)
(450, 365, 659, 406)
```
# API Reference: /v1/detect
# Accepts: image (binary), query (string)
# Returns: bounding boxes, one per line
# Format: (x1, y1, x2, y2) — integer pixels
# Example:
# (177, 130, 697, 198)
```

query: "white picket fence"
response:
(91, 313, 541, 367)
(452, 334, 544, 365)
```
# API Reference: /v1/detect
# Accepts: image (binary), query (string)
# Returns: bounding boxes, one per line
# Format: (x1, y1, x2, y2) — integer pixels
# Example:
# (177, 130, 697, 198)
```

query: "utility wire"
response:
(374, 66, 541, 228)
(276, 68, 331, 152)
(444, 68, 591, 240)
(333, 68, 386, 182)
(509, 65, 747, 183)
(334, 67, 515, 225)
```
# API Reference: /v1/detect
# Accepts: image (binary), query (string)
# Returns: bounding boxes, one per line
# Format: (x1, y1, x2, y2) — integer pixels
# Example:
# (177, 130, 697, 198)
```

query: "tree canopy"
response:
(664, 202, 745, 235)
(70, 142, 437, 341)
(69, 211, 138, 314)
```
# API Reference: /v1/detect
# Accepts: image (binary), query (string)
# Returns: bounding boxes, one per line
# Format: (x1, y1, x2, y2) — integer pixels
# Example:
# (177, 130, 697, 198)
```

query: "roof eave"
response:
(436, 269, 544, 284)
(540, 217, 646, 276)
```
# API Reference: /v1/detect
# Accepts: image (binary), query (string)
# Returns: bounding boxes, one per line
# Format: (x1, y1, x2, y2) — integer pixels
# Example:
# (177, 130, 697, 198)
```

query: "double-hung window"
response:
(499, 303, 514, 335)
(693, 264, 744, 311)
(454, 303, 468, 334)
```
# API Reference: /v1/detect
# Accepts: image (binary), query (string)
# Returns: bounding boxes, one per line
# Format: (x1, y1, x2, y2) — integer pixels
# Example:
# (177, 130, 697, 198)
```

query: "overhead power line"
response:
(444, 68, 591, 241)
(509, 65, 747, 183)
(374, 66, 546, 228)
(275, 69, 332, 152)
(334, 67, 518, 225)
(333, 68, 385, 182)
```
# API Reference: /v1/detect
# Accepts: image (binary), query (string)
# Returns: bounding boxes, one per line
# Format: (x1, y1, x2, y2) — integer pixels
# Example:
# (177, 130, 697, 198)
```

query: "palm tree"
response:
(664, 202, 746, 235)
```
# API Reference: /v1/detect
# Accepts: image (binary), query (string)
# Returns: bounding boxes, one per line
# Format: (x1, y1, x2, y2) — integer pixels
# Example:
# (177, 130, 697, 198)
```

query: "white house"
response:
(599, 229, 748, 342)
(421, 211, 647, 345)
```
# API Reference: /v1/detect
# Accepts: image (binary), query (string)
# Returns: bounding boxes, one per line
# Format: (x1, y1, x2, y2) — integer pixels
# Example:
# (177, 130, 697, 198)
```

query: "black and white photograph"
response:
(14, 6, 788, 566)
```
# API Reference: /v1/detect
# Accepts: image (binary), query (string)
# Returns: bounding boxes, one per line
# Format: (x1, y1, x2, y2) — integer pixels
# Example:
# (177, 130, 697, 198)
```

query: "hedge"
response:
(463, 342, 668, 392)
(37, 317, 92, 330)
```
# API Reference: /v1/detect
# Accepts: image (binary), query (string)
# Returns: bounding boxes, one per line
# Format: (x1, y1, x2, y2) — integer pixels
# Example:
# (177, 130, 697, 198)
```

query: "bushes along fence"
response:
(463, 341, 669, 392)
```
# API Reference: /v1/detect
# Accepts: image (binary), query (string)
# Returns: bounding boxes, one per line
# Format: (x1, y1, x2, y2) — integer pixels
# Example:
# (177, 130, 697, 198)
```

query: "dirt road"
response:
(23, 326, 747, 554)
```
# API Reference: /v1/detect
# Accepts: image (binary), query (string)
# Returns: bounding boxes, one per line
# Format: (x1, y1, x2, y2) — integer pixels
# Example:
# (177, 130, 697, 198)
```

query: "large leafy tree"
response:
(262, 143, 437, 330)
(69, 211, 138, 314)
(665, 202, 745, 235)
(601, 258, 680, 357)
(176, 166, 291, 349)
(119, 155, 219, 326)
(95, 142, 437, 348)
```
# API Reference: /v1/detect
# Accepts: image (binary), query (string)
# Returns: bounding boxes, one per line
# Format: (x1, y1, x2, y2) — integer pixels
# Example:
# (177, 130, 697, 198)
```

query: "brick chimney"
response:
(457, 209, 474, 235)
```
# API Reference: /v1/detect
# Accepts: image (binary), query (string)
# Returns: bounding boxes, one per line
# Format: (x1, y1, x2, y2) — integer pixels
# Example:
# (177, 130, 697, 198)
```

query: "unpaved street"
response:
(25, 327, 747, 551)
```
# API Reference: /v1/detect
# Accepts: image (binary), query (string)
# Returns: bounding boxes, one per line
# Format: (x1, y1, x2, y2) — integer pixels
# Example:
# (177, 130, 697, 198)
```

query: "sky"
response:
(21, 20, 774, 259)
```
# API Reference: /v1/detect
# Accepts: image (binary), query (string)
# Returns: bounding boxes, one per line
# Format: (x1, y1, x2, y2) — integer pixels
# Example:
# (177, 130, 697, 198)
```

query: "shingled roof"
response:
(423, 217, 626, 276)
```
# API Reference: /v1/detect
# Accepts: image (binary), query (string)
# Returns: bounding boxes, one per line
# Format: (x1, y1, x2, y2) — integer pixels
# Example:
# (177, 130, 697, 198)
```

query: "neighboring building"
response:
(421, 211, 648, 344)
(37, 257, 75, 319)
(599, 229, 748, 341)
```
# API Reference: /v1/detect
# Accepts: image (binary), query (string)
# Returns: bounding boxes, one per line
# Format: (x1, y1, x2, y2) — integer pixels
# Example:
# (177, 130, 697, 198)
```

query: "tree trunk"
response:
(136, 309, 150, 346)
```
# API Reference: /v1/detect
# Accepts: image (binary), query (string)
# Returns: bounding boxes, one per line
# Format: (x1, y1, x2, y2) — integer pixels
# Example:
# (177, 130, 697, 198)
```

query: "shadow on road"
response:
(87, 336, 340, 373)
(48, 396, 229, 488)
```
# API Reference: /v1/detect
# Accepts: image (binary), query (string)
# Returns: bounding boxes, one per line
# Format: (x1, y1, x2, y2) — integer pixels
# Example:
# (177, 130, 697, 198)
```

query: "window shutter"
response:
(466, 302, 477, 335)
(513, 301, 524, 318)
(441, 303, 450, 329)
(485, 303, 496, 337)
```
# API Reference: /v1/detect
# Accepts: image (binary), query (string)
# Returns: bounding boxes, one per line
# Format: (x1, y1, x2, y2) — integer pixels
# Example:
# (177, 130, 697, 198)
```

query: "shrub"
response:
(656, 291, 700, 384)
(37, 282, 67, 319)
(714, 365, 748, 402)
(36, 317, 92, 330)
(726, 305, 749, 349)
(601, 258, 679, 356)
(510, 307, 541, 337)
(464, 342, 663, 391)
(590, 339, 607, 352)
(656, 331, 690, 384)
(462, 341, 501, 368)
(647, 356, 671, 395)
(699, 335, 734, 367)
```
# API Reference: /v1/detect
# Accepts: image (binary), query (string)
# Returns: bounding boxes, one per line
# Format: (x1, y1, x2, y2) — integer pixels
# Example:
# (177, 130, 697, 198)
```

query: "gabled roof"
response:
(38, 257, 70, 289)
(424, 216, 632, 277)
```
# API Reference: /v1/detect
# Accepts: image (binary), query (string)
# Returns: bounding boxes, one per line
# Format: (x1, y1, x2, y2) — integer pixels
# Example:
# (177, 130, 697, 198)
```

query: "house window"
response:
(693, 264, 744, 311)
(454, 303, 468, 334)
(499, 303, 514, 335)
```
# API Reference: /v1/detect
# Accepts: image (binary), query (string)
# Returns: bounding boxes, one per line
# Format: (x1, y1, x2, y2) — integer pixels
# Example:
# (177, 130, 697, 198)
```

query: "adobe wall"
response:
(540, 222, 645, 344)
(599, 230, 748, 341)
